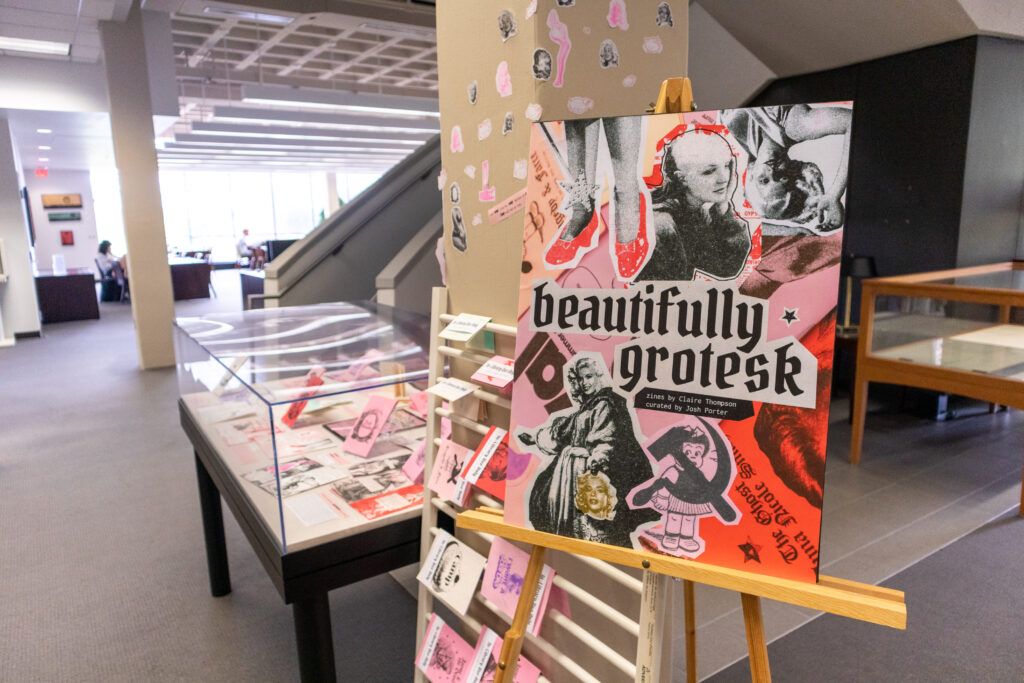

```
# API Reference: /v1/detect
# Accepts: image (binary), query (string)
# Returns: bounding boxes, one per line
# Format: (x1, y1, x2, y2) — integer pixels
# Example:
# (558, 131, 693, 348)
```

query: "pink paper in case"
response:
(481, 537, 554, 636)
(342, 395, 397, 457)
(416, 613, 475, 683)
(402, 439, 427, 484)
(427, 439, 473, 506)
(407, 390, 430, 417)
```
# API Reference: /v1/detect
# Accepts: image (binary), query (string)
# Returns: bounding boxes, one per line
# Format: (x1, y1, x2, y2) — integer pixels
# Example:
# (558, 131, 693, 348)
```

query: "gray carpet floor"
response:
(0, 280, 417, 683)
(2, 274, 1021, 681)
(707, 509, 1024, 682)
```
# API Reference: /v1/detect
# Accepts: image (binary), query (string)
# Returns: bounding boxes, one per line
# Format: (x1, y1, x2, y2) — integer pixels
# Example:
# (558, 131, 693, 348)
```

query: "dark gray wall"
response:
(958, 37, 1024, 266)
(749, 38, 980, 278)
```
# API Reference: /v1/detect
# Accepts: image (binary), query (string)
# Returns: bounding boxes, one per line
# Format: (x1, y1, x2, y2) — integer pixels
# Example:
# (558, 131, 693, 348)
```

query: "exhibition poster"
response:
(506, 103, 853, 582)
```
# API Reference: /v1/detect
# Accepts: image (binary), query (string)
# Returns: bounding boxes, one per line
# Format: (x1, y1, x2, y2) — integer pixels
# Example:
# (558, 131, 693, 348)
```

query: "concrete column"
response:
(0, 117, 41, 342)
(326, 173, 341, 214)
(99, 3, 175, 369)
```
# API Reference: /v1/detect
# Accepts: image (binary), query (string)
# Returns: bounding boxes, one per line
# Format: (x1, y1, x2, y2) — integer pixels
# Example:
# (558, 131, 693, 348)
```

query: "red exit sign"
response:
(35, 167, 48, 178)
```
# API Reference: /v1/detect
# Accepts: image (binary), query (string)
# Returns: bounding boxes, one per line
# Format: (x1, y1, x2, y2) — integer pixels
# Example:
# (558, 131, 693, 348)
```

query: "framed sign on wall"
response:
(41, 193, 83, 209)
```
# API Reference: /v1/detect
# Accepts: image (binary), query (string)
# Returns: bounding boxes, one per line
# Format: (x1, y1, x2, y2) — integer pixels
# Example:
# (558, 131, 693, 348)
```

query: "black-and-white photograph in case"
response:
(467, 81, 478, 105)
(450, 182, 460, 204)
(502, 111, 514, 136)
(330, 455, 412, 504)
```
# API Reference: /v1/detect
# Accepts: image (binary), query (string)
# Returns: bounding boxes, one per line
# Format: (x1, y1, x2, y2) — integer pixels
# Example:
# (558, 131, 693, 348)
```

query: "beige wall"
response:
(437, 0, 688, 326)
(25, 170, 99, 272)
(0, 118, 40, 339)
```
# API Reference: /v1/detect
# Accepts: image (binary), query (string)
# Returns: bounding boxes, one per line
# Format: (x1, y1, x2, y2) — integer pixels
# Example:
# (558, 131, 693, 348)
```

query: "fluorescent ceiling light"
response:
(358, 21, 435, 39)
(38, 157, 49, 162)
(0, 36, 71, 56)
(211, 106, 440, 132)
(190, 121, 431, 143)
(228, 149, 288, 156)
(37, 128, 52, 134)
(240, 85, 439, 118)
(38, 145, 51, 150)
(173, 133, 415, 153)
(202, 7, 293, 24)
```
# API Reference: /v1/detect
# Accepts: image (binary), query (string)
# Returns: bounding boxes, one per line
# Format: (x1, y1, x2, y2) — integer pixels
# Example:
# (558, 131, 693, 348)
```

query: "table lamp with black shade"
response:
(839, 253, 877, 333)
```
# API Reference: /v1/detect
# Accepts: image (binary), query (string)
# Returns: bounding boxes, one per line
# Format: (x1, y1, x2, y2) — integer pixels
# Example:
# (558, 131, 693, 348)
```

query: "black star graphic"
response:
(781, 308, 799, 325)
(739, 538, 762, 563)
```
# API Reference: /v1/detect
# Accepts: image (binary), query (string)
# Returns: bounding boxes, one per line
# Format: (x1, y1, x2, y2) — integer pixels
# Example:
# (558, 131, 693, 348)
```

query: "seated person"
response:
(236, 229, 266, 269)
(96, 240, 127, 276)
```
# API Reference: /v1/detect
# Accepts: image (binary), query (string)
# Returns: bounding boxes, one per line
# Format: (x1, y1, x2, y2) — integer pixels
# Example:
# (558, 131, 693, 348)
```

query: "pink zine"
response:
(468, 626, 541, 683)
(402, 439, 427, 484)
(427, 438, 473, 506)
(480, 537, 554, 636)
(416, 613, 475, 683)
(342, 395, 397, 457)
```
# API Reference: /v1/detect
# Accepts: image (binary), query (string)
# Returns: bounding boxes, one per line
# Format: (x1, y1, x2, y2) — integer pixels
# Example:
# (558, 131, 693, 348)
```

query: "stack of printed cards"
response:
(439, 313, 491, 343)
(416, 613, 475, 683)
(427, 377, 478, 402)
(416, 529, 486, 615)
(470, 355, 515, 392)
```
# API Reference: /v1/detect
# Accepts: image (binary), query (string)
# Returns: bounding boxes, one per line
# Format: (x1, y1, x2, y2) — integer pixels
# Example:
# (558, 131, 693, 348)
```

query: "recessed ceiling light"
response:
(38, 157, 49, 162)
(38, 145, 51, 150)
(37, 128, 52, 134)
(0, 36, 71, 56)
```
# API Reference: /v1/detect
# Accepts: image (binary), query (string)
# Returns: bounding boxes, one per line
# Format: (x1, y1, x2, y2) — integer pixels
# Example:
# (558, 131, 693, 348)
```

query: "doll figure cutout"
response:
(630, 419, 739, 556)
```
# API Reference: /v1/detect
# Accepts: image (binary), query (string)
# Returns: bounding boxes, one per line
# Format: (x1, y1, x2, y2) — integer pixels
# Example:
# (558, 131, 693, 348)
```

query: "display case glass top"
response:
(175, 302, 431, 553)
(864, 262, 1024, 380)
(176, 301, 430, 405)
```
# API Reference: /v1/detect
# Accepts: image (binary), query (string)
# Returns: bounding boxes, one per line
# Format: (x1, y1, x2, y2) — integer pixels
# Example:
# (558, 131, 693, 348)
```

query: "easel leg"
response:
(495, 545, 547, 683)
(684, 579, 696, 683)
(740, 593, 771, 683)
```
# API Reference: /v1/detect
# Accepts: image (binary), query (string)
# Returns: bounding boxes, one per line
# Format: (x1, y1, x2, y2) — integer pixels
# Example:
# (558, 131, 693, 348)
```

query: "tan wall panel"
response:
(437, 0, 687, 326)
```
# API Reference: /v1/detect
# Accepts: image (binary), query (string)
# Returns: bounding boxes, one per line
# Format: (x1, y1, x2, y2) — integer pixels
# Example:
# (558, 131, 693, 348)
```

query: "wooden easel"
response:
(455, 77, 907, 683)
(457, 508, 906, 682)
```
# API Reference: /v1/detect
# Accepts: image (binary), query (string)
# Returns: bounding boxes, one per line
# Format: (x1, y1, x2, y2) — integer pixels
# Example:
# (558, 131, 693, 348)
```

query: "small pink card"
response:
(467, 626, 542, 683)
(471, 355, 515, 391)
(481, 537, 554, 636)
(427, 439, 473, 506)
(416, 613, 475, 683)
(342, 395, 397, 457)
(407, 390, 430, 418)
(402, 439, 427, 484)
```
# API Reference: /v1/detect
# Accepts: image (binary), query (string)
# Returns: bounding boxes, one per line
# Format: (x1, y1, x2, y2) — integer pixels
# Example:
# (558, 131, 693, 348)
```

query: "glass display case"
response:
(175, 301, 431, 552)
(851, 261, 1024, 468)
